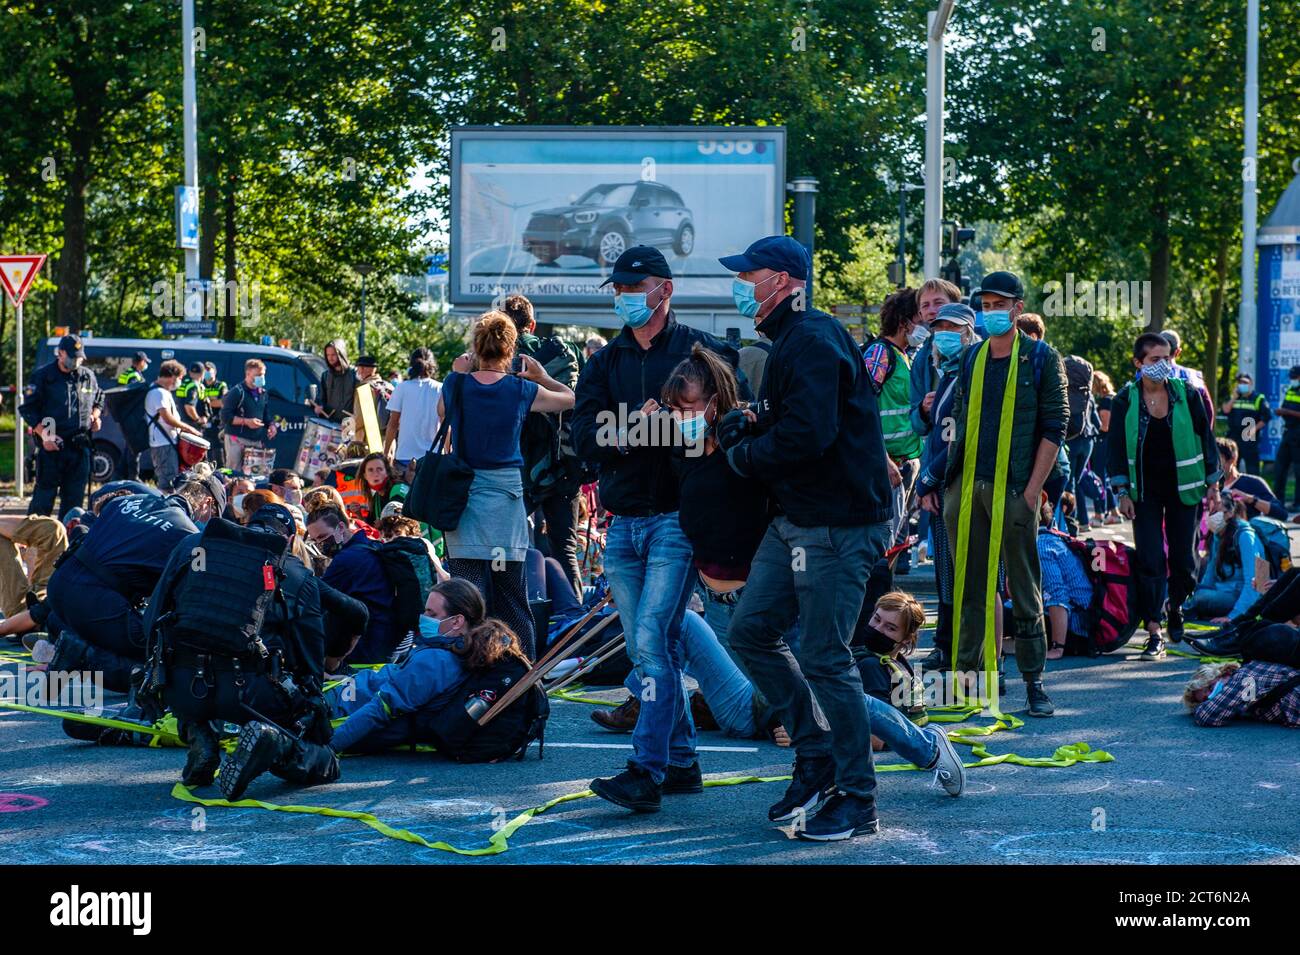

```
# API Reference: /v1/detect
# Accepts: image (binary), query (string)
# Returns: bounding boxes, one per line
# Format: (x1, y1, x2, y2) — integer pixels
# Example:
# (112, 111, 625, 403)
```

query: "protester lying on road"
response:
(1184, 660, 1300, 728)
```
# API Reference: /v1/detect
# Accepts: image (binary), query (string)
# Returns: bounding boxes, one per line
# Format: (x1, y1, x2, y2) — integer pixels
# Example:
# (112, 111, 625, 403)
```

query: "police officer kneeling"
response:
(143, 503, 340, 798)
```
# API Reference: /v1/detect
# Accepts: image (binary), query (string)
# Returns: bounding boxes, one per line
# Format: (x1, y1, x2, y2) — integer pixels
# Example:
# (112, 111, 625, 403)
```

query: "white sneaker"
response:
(29, 638, 55, 665)
(926, 725, 965, 797)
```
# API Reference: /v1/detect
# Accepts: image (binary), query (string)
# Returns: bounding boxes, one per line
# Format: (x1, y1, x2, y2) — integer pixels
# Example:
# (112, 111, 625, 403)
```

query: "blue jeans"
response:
(680, 609, 762, 738)
(604, 513, 697, 782)
(1065, 436, 1095, 525)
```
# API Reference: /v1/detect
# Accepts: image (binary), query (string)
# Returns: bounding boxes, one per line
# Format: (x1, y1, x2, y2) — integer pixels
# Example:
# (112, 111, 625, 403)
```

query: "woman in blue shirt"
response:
(439, 312, 575, 656)
(1186, 497, 1268, 624)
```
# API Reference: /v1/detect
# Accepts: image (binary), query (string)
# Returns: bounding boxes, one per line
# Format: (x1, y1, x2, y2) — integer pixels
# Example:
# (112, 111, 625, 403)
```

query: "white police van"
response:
(33, 336, 328, 481)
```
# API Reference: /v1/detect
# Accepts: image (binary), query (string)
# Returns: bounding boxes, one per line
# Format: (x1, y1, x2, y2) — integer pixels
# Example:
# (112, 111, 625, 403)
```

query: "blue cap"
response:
(718, 236, 811, 281)
(933, 303, 976, 328)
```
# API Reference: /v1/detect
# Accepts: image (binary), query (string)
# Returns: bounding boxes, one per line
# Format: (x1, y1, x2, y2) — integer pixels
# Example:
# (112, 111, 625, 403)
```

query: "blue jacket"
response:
(329, 637, 468, 753)
(915, 364, 961, 499)
(1195, 522, 1267, 620)
(321, 530, 394, 664)
(909, 337, 939, 438)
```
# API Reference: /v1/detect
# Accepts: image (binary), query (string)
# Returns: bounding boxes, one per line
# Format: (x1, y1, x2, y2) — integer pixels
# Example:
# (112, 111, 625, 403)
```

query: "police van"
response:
(33, 336, 328, 481)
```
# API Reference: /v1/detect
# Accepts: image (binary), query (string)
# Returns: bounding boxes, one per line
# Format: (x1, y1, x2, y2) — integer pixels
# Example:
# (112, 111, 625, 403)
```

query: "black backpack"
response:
(427, 657, 550, 762)
(520, 336, 585, 510)
(374, 536, 436, 661)
(158, 518, 289, 658)
(1063, 355, 1096, 440)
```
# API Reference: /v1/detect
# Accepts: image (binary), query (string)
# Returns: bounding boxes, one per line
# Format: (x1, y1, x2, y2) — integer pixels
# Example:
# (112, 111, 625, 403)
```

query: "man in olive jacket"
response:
(921, 271, 1068, 718)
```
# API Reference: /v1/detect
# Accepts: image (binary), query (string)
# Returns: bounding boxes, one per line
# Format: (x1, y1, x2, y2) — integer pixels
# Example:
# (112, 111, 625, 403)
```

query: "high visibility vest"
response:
(1282, 386, 1300, 426)
(876, 340, 921, 460)
(1123, 378, 1205, 506)
(204, 382, 227, 401)
(117, 369, 143, 385)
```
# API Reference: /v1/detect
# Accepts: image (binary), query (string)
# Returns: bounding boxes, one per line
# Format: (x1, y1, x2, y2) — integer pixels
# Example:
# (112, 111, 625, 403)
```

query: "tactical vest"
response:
(1123, 378, 1205, 506)
(117, 369, 143, 386)
(876, 340, 921, 460)
(1282, 386, 1300, 431)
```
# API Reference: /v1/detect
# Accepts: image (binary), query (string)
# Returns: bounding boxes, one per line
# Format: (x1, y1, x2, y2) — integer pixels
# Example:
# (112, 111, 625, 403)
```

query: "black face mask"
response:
(862, 623, 897, 656)
(318, 534, 343, 557)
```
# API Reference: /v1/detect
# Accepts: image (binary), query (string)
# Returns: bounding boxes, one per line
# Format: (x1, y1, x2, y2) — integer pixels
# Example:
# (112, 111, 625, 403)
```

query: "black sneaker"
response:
(795, 791, 880, 842)
(219, 722, 288, 802)
(1187, 632, 1240, 657)
(590, 761, 662, 813)
(1166, 608, 1185, 644)
(768, 753, 836, 822)
(182, 725, 222, 788)
(662, 760, 704, 795)
(1025, 680, 1055, 717)
(1139, 634, 1166, 661)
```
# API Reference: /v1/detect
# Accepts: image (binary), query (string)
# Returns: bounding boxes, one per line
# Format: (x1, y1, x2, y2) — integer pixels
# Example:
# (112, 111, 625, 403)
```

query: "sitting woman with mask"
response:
(326, 578, 530, 754)
(1185, 495, 1268, 625)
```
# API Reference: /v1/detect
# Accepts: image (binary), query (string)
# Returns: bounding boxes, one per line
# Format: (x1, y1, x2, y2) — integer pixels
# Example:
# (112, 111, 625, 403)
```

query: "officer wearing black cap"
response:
(1273, 364, 1300, 508)
(572, 245, 743, 813)
(20, 334, 104, 519)
(176, 361, 212, 432)
(34, 473, 225, 693)
(714, 234, 894, 842)
(144, 502, 339, 795)
(117, 351, 150, 386)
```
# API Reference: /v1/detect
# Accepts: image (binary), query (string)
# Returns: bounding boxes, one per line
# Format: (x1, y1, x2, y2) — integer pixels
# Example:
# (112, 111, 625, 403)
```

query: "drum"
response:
(241, 446, 276, 477)
(177, 432, 210, 468)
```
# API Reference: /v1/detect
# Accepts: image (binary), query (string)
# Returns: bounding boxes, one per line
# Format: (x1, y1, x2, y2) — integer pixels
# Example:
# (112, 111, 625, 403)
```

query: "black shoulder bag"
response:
(403, 373, 474, 531)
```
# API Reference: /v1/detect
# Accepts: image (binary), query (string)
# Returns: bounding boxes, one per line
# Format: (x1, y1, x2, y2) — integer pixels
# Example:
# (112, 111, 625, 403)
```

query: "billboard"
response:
(450, 126, 786, 309)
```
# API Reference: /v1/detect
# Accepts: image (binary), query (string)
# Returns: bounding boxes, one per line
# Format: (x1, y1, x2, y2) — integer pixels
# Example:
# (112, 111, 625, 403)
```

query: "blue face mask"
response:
(732, 275, 783, 319)
(1141, 359, 1173, 382)
(613, 282, 664, 328)
(933, 330, 965, 359)
(418, 615, 448, 639)
(983, 310, 1014, 336)
(252, 375, 266, 389)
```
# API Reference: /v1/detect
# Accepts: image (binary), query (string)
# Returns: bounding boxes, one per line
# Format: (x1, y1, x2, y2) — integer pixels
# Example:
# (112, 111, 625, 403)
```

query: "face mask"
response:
(933, 330, 965, 359)
(732, 274, 781, 319)
(418, 615, 447, 639)
(983, 310, 1014, 336)
(283, 487, 303, 506)
(862, 623, 898, 656)
(1208, 680, 1225, 701)
(252, 375, 267, 389)
(1236, 384, 1250, 396)
(1141, 359, 1173, 382)
(1291, 378, 1300, 388)
(677, 413, 710, 443)
(613, 282, 664, 328)
(1207, 511, 1227, 535)
(318, 532, 345, 557)
(907, 325, 930, 348)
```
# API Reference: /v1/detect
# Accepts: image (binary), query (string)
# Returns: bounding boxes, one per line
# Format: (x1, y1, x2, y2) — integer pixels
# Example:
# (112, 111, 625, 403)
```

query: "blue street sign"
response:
(175, 185, 199, 250)
(163, 319, 216, 336)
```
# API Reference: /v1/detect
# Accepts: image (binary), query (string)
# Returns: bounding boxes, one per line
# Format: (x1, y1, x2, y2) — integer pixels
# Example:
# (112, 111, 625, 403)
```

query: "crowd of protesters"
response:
(5, 235, 1298, 847)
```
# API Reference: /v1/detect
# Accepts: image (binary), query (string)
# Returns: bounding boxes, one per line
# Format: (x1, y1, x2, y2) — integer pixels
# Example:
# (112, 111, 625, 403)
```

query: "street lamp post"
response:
(924, 0, 956, 280)
(1239, 0, 1260, 380)
(356, 264, 372, 355)
(181, 0, 199, 316)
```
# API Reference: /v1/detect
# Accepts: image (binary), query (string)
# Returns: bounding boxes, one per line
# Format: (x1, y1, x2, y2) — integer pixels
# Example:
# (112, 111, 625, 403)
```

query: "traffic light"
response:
(887, 260, 906, 287)
(941, 221, 976, 258)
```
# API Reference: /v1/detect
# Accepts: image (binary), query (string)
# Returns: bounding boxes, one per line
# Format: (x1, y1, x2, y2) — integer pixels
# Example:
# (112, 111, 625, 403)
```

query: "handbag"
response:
(404, 373, 474, 531)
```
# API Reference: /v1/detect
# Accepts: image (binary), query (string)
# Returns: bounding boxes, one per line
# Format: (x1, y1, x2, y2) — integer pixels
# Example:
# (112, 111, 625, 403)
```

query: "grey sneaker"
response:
(1140, 634, 1166, 661)
(925, 725, 965, 796)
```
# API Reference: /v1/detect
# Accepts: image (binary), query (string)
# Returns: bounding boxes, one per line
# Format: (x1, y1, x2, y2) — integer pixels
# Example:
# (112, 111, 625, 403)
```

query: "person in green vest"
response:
(1108, 332, 1219, 660)
(1221, 372, 1271, 476)
(202, 361, 228, 466)
(116, 350, 149, 385)
(861, 288, 924, 570)
(1271, 364, 1300, 508)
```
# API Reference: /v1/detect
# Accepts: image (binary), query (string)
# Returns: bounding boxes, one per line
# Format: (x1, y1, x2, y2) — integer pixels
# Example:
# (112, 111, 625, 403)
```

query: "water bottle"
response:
(464, 689, 497, 720)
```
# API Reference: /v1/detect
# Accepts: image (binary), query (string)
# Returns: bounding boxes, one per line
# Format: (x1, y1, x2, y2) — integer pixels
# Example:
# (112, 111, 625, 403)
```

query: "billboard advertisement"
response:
(450, 126, 786, 308)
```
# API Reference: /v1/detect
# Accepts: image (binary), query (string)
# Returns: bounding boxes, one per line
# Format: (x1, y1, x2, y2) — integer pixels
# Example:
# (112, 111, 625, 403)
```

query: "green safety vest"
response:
(1123, 378, 1205, 506)
(1282, 386, 1300, 421)
(204, 381, 227, 401)
(876, 340, 921, 460)
(176, 379, 201, 400)
(117, 369, 143, 385)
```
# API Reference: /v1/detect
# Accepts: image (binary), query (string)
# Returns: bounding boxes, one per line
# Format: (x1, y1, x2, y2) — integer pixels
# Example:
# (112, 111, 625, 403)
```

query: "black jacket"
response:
(20, 360, 103, 437)
(743, 298, 892, 527)
(68, 493, 199, 601)
(572, 312, 741, 516)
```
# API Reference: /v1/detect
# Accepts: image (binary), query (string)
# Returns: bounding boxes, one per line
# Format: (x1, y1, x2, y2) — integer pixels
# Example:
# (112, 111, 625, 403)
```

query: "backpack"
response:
(1248, 516, 1293, 577)
(1063, 355, 1096, 440)
(1062, 535, 1139, 654)
(520, 336, 583, 511)
(158, 518, 289, 659)
(374, 536, 437, 661)
(427, 657, 550, 762)
(104, 383, 155, 457)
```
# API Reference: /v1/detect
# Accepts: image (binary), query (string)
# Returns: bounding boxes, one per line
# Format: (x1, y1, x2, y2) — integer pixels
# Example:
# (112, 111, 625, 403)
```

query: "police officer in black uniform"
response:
(37, 474, 224, 692)
(144, 503, 340, 795)
(20, 334, 104, 519)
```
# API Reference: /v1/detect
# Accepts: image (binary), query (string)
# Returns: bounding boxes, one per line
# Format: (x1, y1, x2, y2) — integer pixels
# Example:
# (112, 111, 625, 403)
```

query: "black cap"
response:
(58, 334, 83, 355)
(973, 271, 1025, 302)
(180, 471, 228, 515)
(356, 355, 378, 368)
(598, 246, 672, 287)
(248, 502, 296, 537)
(136, 351, 150, 363)
(188, 361, 205, 373)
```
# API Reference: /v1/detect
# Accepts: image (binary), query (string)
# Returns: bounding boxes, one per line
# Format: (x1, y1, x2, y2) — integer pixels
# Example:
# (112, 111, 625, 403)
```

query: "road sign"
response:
(163, 319, 217, 336)
(0, 254, 46, 307)
(175, 185, 199, 250)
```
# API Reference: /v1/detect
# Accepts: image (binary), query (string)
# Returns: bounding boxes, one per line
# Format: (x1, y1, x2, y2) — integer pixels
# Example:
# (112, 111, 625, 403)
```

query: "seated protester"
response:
(268, 467, 305, 507)
(677, 591, 965, 796)
(1185, 495, 1267, 624)
(150, 503, 341, 798)
(1035, 496, 1093, 660)
(1217, 437, 1286, 520)
(356, 452, 406, 524)
(1184, 660, 1300, 728)
(0, 514, 67, 619)
(850, 592, 935, 750)
(1189, 577, 1300, 657)
(379, 511, 448, 582)
(1058, 491, 1080, 538)
(307, 505, 396, 664)
(28, 475, 225, 691)
(303, 485, 379, 540)
(326, 579, 500, 754)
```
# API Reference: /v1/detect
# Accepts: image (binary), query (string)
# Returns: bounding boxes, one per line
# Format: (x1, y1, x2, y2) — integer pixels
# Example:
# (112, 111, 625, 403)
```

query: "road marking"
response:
(527, 742, 758, 753)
